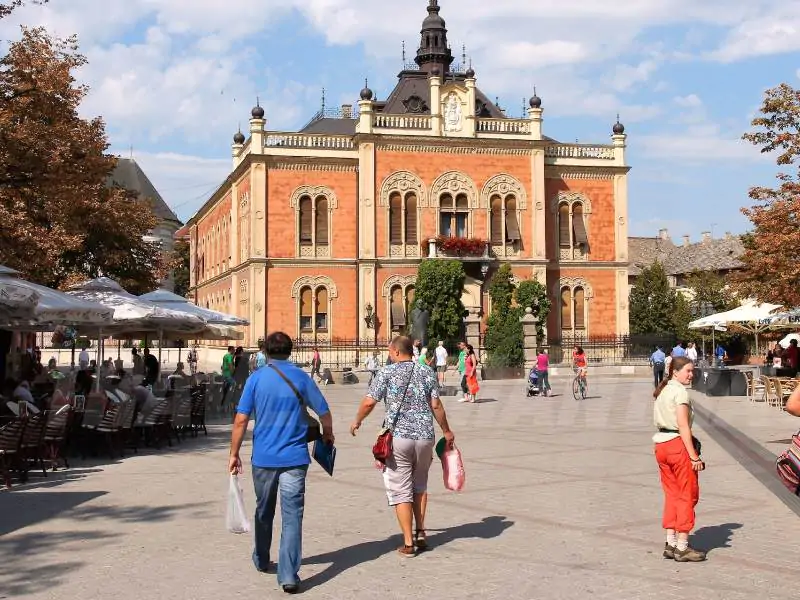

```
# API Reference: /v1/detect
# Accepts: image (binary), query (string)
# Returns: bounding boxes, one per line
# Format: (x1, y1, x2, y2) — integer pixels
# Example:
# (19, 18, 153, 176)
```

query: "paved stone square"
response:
(2, 375, 800, 599)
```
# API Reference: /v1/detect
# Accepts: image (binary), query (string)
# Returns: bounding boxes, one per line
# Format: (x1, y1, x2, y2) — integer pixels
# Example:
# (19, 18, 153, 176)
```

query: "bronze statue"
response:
(410, 303, 430, 348)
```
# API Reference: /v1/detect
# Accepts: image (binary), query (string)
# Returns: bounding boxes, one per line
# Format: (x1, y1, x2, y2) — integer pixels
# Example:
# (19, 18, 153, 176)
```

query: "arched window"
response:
(389, 192, 402, 245)
(560, 287, 571, 333)
(293, 277, 337, 339)
(300, 287, 313, 331)
(292, 186, 336, 258)
(390, 285, 405, 331)
(380, 171, 426, 258)
(559, 279, 591, 336)
(574, 287, 586, 330)
(405, 193, 418, 244)
(556, 193, 590, 260)
(315, 196, 328, 246)
(490, 194, 521, 247)
(299, 196, 313, 245)
(440, 193, 469, 237)
(389, 191, 418, 248)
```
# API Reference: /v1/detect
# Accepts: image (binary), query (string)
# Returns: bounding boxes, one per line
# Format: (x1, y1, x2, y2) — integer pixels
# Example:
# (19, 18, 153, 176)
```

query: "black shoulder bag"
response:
(268, 363, 322, 443)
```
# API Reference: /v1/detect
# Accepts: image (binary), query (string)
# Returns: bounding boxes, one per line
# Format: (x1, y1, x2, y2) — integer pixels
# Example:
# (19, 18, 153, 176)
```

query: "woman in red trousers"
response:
(653, 356, 707, 562)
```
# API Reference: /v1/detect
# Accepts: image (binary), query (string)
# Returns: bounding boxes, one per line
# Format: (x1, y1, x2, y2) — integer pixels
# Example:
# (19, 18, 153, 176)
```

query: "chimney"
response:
(658, 228, 669, 241)
(341, 104, 353, 119)
(682, 235, 690, 247)
(701, 231, 711, 244)
(725, 231, 732, 240)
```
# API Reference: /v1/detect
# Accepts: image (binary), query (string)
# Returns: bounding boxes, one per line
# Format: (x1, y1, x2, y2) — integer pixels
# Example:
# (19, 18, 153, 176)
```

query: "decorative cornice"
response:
(481, 173, 527, 210)
(379, 171, 428, 208)
(289, 184, 339, 209)
(271, 163, 358, 172)
(291, 275, 339, 299)
(546, 167, 627, 180)
(378, 143, 530, 156)
(381, 274, 417, 297)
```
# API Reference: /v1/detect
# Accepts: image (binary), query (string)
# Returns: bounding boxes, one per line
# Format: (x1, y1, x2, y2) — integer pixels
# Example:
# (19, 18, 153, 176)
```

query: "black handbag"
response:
(268, 363, 322, 443)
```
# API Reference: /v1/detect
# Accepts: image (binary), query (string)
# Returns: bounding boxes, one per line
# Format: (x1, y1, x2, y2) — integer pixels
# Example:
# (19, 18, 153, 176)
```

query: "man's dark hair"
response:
(391, 336, 414, 357)
(227, 346, 234, 353)
(265, 332, 293, 360)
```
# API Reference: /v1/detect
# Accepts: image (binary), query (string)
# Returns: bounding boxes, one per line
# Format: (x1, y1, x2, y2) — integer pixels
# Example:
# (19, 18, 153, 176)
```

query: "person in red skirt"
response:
(653, 355, 707, 562)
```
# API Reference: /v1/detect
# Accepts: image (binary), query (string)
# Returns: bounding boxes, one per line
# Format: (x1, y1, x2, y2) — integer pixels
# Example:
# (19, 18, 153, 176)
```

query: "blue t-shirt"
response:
(716, 346, 726, 358)
(671, 346, 686, 358)
(236, 360, 330, 468)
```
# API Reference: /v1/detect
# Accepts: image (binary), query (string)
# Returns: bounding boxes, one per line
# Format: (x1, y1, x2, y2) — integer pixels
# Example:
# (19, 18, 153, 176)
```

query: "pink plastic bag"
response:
(442, 445, 465, 491)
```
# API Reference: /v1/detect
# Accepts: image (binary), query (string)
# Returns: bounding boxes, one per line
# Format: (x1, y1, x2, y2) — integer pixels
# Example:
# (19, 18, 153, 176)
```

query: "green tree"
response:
(684, 270, 737, 314)
(484, 264, 524, 368)
(672, 292, 693, 342)
(516, 279, 551, 340)
(413, 259, 466, 344)
(629, 261, 676, 334)
(171, 239, 190, 298)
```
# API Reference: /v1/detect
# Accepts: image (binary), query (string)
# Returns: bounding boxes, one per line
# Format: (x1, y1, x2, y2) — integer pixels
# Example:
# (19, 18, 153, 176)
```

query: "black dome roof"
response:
(233, 130, 245, 144)
(529, 94, 541, 108)
(251, 103, 265, 119)
(613, 117, 625, 135)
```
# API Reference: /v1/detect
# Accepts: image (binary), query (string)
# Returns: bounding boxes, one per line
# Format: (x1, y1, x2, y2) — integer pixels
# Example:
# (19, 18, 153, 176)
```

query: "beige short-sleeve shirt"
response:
(653, 380, 693, 443)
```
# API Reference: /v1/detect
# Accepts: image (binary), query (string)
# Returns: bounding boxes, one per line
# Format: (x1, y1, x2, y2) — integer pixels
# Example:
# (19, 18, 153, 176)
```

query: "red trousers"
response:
(654, 437, 699, 533)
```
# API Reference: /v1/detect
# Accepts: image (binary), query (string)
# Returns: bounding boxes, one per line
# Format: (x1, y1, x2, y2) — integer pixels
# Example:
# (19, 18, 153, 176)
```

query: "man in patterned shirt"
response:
(350, 336, 455, 558)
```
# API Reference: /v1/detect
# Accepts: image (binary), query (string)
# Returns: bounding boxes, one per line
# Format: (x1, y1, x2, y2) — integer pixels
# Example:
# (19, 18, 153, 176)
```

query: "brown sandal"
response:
(414, 530, 428, 551)
(398, 544, 416, 558)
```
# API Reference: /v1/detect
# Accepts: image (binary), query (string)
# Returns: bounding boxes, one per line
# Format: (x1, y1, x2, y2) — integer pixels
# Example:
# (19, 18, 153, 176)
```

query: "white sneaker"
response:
(457, 395, 467, 403)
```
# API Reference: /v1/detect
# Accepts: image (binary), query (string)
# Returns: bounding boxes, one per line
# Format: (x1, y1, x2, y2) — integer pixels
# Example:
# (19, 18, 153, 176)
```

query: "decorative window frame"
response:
(290, 185, 338, 259)
(552, 191, 592, 261)
(382, 275, 417, 334)
(380, 171, 426, 258)
(554, 277, 594, 337)
(291, 275, 338, 341)
(431, 171, 478, 237)
(482, 174, 526, 258)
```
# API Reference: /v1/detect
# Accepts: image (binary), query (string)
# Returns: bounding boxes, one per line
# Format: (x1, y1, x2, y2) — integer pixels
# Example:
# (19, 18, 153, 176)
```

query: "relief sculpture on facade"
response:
(443, 92, 462, 132)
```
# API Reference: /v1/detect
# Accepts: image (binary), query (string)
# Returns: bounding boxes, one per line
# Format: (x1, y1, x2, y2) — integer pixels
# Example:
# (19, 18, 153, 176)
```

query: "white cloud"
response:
(674, 94, 703, 108)
(610, 60, 660, 92)
(635, 129, 763, 162)
(709, 6, 800, 62)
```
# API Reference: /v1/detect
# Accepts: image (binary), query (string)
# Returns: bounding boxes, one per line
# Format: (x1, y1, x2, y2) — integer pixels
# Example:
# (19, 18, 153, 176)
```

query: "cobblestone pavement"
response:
(2, 375, 800, 600)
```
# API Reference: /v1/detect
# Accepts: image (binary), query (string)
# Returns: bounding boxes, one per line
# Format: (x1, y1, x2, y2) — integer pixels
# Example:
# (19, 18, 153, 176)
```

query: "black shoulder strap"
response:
(268, 363, 305, 407)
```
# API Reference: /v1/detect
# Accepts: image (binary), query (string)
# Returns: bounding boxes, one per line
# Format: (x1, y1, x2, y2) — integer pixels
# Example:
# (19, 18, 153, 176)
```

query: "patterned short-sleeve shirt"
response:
(367, 361, 438, 441)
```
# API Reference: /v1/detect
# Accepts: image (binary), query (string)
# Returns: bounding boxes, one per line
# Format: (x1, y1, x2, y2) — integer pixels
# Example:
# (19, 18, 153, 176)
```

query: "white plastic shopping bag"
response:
(226, 474, 251, 534)
(442, 444, 466, 492)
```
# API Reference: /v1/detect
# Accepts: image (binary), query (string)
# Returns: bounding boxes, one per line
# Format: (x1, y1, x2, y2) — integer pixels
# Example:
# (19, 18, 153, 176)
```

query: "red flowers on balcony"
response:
(424, 236, 488, 257)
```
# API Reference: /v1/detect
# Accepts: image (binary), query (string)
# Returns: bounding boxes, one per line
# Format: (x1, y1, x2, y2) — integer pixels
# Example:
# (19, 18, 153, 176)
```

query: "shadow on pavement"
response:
(0, 490, 108, 536)
(692, 522, 743, 553)
(301, 515, 514, 591)
(475, 398, 497, 404)
(0, 529, 113, 597)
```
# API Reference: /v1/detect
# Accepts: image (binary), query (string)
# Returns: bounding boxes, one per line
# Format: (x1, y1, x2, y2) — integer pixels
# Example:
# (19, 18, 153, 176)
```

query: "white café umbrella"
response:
(708, 301, 782, 354)
(779, 333, 800, 349)
(67, 277, 206, 364)
(139, 289, 249, 326)
(767, 308, 800, 330)
(0, 265, 113, 329)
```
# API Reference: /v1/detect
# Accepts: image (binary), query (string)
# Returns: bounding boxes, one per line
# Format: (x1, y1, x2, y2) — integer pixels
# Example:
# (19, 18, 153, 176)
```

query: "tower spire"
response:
(415, 0, 454, 74)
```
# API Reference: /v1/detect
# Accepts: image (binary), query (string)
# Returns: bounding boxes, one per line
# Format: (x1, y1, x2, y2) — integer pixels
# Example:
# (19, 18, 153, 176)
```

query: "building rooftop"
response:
(629, 229, 744, 277)
(108, 158, 182, 226)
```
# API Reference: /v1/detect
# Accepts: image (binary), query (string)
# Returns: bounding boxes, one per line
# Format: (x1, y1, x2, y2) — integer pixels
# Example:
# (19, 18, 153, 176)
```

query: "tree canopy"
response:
(516, 278, 551, 340)
(0, 26, 164, 292)
(484, 264, 524, 368)
(413, 260, 466, 344)
(733, 83, 800, 306)
(629, 261, 676, 334)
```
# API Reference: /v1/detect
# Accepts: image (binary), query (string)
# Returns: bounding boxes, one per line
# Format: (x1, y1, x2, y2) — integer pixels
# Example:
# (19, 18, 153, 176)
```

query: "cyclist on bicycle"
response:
(573, 346, 588, 388)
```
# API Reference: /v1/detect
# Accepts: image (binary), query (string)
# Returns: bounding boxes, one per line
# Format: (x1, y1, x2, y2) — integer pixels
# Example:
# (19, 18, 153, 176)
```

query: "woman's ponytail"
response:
(654, 356, 692, 399)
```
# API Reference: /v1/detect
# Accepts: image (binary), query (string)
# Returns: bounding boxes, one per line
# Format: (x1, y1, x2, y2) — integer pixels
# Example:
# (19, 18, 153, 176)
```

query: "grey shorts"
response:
(382, 437, 435, 506)
(437, 365, 447, 373)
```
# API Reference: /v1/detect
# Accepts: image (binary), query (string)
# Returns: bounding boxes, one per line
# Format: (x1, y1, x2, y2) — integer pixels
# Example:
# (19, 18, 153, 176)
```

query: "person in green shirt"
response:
(222, 346, 235, 406)
(457, 342, 467, 399)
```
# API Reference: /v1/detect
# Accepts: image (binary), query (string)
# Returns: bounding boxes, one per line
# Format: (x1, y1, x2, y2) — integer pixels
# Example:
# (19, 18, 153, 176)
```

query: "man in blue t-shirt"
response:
(229, 332, 334, 594)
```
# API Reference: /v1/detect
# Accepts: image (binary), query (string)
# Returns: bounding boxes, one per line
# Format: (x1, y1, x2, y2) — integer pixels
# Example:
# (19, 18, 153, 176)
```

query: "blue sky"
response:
(2, 0, 798, 241)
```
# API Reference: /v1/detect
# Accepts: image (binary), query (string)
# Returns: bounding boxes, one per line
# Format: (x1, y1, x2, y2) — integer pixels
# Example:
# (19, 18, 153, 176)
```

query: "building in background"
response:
(108, 157, 183, 291)
(628, 228, 745, 293)
(185, 0, 631, 347)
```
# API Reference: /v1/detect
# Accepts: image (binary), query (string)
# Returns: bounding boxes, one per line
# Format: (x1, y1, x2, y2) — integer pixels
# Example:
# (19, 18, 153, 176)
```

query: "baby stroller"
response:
(526, 367, 540, 397)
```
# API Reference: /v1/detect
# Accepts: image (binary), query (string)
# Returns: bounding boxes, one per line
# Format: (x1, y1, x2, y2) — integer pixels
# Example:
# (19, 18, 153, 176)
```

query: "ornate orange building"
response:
(186, 0, 631, 348)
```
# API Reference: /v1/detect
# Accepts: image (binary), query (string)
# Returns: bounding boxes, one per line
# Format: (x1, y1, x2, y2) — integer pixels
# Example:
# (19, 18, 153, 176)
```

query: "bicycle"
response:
(572, 367, 587, 401)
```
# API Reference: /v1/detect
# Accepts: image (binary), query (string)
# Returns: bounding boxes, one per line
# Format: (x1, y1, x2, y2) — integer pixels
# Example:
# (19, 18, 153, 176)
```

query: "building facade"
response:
(186, 0, 631, 347)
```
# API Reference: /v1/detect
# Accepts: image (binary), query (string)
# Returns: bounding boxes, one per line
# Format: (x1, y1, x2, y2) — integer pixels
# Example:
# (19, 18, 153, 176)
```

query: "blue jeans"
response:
(252, 465, 307, 585)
